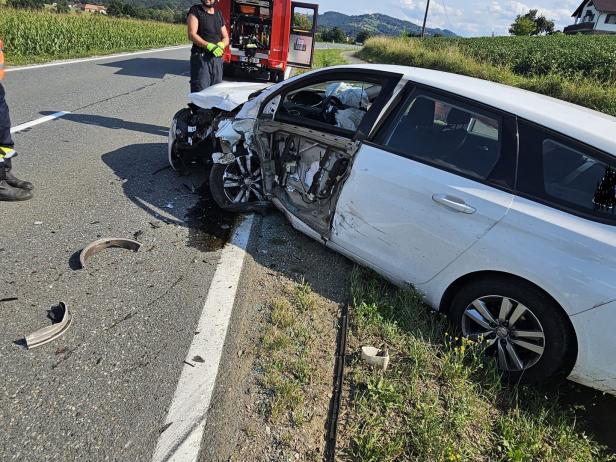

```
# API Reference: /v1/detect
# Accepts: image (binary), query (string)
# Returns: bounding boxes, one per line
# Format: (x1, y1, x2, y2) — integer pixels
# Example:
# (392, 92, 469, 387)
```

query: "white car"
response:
(169, 65, 616, 394)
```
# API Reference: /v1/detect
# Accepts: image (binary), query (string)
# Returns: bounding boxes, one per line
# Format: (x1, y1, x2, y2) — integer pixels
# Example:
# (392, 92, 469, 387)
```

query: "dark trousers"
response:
(0, 83, 14, 148)
(190, 53, 223, 93)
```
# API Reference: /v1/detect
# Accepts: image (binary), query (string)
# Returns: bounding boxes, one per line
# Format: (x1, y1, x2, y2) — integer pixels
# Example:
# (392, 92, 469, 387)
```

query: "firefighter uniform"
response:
(0, 39, 33, 201)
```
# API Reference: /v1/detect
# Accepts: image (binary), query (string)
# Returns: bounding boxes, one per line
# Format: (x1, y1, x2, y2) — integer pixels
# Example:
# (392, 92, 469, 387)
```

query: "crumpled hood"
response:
(189, 81, 272, 112)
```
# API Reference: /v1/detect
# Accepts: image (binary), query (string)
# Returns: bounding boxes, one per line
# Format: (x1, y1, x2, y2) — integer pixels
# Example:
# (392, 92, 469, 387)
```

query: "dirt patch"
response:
(199, 211, 352, 462)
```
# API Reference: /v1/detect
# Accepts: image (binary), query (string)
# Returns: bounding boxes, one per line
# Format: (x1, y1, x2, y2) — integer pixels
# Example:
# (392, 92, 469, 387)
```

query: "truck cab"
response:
(217, 0, 319, 82)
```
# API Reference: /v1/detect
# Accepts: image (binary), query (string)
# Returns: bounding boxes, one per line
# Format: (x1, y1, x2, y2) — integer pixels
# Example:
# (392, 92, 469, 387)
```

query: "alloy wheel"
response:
(461, 295, 545, 372)
(221, 154, 264, 204)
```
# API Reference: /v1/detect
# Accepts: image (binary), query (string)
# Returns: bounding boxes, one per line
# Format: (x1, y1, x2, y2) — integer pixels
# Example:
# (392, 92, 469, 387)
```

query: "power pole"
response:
(421, 0, 431, 38)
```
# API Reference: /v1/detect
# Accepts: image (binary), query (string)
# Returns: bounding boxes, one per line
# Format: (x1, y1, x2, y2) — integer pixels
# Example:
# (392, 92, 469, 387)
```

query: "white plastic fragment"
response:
(361, 346, 390, 371)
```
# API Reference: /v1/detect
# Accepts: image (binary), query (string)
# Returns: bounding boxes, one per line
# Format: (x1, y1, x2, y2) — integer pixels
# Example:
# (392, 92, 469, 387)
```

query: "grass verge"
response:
(339, 267, 614, 461)
(357, 36, 616, 117)
(1, 7, 187, 66)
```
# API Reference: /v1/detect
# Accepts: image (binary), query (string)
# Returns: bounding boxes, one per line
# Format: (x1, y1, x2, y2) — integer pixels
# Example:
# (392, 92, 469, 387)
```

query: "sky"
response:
(316, 0, 583, 37)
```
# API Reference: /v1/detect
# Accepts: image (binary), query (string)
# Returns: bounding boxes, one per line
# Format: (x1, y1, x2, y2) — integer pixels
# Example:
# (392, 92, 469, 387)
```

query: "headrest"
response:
(406, 98, 435, 128)
(447, 108, 472, 126)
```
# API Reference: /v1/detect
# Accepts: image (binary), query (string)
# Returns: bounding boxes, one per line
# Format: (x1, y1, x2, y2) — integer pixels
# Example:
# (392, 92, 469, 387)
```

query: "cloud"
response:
(316, 0, 580, 36)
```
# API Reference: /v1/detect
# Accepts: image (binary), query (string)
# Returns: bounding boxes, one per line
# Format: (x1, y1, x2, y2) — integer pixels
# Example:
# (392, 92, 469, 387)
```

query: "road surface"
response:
(0, 46, 233, 461)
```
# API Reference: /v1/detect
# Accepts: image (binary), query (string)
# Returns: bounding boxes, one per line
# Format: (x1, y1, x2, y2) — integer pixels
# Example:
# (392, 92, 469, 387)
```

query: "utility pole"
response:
(421, 0, 431, 38)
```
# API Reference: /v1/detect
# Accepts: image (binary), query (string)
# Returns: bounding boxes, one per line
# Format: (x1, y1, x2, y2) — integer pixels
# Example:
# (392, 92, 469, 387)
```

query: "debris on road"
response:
(25, 302, 72, 349)
(79, 238, 142, 269)
(0, 297, 18, 303)
(360, 346, 390, 371)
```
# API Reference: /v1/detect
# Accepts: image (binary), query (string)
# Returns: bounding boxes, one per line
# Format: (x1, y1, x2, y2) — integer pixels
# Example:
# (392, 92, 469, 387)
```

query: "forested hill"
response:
(317, 11, 457, 38)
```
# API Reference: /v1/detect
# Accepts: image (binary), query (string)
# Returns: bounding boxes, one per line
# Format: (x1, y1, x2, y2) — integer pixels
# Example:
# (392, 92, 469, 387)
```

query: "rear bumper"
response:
(568, 300, 616, 395)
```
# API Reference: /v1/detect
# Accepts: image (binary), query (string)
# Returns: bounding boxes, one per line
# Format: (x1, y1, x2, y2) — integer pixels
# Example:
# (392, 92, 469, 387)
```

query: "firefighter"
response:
(0, 39, 33, 202)
(187, 0, 230, 93)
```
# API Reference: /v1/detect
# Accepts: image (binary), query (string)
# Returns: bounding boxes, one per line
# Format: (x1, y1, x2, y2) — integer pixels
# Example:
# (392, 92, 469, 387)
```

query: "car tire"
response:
(168, 108, 192, 171)
(209, 153, 265, 210)
(448, 276, 576, 384)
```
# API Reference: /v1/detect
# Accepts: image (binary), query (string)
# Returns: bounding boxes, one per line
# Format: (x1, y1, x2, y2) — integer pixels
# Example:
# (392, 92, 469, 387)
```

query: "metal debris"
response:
(25, 302, 72, 349)
(79, 238, 142, 269)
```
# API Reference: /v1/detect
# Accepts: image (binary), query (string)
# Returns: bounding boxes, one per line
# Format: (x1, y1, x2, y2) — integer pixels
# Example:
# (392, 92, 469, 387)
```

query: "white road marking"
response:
(5, 45, 191, 73)
(10, 111, 71, 134)
(152, 214, 255, 462)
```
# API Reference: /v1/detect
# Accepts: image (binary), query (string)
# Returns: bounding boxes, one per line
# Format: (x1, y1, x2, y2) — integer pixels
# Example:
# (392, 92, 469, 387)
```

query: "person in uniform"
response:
(0, 39, 33, 202)
(187, 0, 230, 93)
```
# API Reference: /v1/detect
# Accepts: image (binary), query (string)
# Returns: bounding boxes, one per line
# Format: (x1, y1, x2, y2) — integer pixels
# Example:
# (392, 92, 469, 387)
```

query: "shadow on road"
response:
(101, 142, 239, 255)
(102, 142, 203, 226)
(98, 57, 190, 79)
(40, 112, 169, 136)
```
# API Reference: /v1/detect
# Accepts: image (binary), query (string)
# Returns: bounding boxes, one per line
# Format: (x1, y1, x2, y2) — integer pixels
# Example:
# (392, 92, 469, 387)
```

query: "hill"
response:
(317, 11, 457, 38)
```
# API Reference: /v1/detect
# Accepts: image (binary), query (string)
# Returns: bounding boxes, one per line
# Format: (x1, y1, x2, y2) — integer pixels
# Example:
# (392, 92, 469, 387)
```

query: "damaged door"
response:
(252, 69, 402, 237)
(330, 85, 517, 286)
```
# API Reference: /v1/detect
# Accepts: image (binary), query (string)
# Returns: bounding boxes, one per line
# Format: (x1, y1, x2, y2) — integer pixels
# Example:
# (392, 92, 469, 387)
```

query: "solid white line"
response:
(5, 45, 191, 73)
(10, 111, 71, 134)
(152, 214, 255, 462)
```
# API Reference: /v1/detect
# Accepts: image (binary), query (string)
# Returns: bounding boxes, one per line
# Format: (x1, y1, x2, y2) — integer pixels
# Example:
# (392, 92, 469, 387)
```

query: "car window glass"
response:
(383, 94, 502, 180)
(542, 139, 616, 214)
(279, 80, 383, 132)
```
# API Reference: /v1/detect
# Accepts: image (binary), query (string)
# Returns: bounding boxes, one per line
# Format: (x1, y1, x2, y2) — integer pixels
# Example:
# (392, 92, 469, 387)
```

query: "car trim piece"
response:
(79, 238, 142, 269)
(25, 302, 72, 349)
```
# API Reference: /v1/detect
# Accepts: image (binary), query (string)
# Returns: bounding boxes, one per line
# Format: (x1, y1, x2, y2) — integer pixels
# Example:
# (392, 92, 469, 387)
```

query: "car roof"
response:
(330, 64, 616, 156)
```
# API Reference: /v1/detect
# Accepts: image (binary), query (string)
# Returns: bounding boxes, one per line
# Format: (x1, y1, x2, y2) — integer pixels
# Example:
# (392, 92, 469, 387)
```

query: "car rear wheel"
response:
(209, 153, 264, 209)
(448, 277, 576, 384)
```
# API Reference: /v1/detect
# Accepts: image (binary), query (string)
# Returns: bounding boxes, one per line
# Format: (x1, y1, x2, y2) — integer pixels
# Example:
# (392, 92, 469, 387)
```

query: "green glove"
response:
(217, 41, 226, 50)
(206, 42, 223, 57)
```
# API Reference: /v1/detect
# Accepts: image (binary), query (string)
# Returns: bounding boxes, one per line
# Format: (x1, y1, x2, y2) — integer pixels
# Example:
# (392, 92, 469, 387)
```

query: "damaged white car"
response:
(169, 65, 616, 394)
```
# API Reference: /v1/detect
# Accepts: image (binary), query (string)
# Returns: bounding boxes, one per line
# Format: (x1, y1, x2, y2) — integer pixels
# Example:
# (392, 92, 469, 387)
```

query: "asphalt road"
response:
(0, 47, 229, 460)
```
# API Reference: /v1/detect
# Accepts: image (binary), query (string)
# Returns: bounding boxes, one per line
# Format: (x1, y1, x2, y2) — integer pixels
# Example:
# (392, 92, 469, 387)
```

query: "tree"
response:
(7, 0, 44, 9)
(321, 27, 345, 43)
(355, 30, 372, 44)
(55, 0, 70, 13)
(509, 9, 555, 36)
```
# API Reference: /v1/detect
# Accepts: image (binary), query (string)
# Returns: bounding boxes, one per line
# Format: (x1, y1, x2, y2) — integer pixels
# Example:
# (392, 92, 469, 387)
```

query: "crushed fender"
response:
(25, 302, 72, 349)
(79, 238, 141, 269)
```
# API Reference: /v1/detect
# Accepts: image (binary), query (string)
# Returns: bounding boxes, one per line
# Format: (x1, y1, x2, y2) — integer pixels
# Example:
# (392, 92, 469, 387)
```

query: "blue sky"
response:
(316, 0, 582, 36)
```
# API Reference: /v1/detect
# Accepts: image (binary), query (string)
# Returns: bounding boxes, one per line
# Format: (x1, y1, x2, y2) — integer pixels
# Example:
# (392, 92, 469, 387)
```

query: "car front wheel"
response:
(448, 277, 576, 384)
(209, 153, 266, 210)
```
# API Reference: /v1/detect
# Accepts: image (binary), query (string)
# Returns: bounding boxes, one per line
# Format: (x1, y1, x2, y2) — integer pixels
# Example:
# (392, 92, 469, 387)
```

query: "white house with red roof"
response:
(565, 0, 616, 34)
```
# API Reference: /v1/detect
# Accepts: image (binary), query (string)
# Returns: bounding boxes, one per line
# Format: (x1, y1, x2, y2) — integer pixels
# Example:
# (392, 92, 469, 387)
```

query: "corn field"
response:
(0, 7, 188, 64)
(422, 35, 616, 83)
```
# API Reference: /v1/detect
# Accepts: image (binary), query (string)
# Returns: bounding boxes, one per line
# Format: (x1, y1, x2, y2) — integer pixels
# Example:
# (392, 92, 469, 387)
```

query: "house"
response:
(75, 3, 107, 14)
(564, 0, 616, 34)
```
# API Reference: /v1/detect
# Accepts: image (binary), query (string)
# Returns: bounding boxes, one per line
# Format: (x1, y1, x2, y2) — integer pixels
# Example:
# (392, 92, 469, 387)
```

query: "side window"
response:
(278, 79, 383, 132)
(382, 92, 502, 180)
(518, 122, 616, 223)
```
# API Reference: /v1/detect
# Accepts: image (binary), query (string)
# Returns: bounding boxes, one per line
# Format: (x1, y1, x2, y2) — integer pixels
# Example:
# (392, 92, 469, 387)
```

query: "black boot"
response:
(4, 158, 33, 190)
(0, 163, 32, 201)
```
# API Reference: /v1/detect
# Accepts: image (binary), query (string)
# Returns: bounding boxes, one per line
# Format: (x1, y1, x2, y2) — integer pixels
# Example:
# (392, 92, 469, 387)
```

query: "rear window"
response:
(518, 122, 616, 223)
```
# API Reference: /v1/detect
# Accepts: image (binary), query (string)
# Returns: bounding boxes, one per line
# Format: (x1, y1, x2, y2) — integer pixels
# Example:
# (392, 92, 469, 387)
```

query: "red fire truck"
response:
(217, 0, 319, 82)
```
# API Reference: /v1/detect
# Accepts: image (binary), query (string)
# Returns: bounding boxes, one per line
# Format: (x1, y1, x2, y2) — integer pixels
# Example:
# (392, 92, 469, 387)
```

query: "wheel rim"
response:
(461, 295, 545, 372)
(222, 154, 263, 204)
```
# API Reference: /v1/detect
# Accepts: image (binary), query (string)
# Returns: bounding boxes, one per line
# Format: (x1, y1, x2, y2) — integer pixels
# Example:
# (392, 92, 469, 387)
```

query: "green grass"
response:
(1, 6, 187, 66)
(261, 283, 320, 424)
(342, 267, 614, 462)
(312, 48, 352, 68)
(358, 36, 616, 117)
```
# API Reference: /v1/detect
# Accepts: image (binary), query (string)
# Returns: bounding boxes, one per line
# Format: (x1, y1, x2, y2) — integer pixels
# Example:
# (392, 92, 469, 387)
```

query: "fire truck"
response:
(218, 0, 319, 82)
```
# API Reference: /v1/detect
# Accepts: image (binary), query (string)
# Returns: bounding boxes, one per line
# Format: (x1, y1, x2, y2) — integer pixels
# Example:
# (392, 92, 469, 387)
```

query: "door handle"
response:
(432, 194, 476, 214)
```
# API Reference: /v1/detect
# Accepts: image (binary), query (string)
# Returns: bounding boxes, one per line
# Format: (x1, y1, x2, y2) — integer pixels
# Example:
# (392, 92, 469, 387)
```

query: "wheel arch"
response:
(438, 270, 579, 374)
